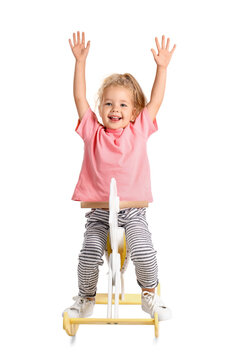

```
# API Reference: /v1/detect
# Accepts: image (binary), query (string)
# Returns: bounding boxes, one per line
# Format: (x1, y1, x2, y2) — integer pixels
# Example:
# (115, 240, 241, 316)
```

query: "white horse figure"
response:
(107, 177, 128, 318)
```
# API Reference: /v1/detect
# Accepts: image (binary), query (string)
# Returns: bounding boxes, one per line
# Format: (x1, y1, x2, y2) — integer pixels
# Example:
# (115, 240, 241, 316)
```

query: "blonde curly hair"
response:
(95, 73, 148, 121)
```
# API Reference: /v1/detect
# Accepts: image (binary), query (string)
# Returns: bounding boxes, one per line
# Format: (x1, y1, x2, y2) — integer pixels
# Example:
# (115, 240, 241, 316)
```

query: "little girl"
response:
(63, 31, 176, 321)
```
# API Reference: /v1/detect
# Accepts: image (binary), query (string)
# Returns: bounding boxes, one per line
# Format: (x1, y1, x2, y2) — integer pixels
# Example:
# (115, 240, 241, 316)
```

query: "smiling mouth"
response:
(108, 116, 122, 121)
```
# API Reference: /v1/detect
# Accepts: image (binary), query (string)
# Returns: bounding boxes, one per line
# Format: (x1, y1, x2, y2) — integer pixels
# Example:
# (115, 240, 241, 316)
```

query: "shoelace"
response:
(142, 291, 166, 313)
(142, 291, 156, 313)
(72, 296, 95, 305)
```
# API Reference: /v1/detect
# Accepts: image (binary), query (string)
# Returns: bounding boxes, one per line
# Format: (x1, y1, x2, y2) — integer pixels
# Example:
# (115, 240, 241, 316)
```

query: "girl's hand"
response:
(151, 35, 176, 69)
(68, 31, 90, 62)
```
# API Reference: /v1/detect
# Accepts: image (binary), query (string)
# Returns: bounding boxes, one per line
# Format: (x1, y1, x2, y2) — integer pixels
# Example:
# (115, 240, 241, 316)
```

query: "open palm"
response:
(151, 35, 176, 68)
(68, 31, 90, 62)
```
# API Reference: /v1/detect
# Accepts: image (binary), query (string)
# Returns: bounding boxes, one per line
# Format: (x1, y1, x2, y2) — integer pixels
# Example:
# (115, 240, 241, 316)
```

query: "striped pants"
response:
(77, 207, 159, 298)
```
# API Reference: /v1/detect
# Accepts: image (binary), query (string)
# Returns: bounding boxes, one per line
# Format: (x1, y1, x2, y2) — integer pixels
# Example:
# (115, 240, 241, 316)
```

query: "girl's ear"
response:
(130, 108, 137, 122)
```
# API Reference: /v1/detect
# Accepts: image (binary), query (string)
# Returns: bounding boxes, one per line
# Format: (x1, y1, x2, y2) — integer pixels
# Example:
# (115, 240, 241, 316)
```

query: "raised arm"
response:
(146, 35, 176, 121)
(69, 31, 91, 120)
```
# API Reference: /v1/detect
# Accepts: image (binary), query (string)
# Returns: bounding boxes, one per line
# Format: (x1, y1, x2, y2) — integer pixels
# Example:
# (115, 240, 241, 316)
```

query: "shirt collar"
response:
(105, 127, 124, 135)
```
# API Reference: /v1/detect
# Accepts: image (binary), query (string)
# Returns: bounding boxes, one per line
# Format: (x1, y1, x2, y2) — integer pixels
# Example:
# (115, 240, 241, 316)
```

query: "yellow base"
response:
(63, 284, 161, 338)
(63, 312, 159, 338)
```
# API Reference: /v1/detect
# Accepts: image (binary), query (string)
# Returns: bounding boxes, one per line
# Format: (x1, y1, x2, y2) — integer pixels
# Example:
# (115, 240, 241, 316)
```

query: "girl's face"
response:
(99, 86, 136, 130)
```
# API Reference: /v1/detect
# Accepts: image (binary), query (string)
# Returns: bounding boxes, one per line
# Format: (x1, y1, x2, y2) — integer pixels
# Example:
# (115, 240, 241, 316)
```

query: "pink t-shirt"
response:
(72, 106, 158, 202)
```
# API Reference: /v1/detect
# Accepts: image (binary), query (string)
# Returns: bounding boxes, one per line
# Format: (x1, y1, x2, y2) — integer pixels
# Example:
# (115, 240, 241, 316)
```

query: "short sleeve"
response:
(132, 107, 158, 139)
(75, 107, 101, 141)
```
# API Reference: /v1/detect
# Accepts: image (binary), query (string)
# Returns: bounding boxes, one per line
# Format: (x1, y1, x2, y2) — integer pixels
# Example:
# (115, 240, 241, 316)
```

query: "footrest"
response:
(63, 312, 159, 338)
(70, 317, 154, 325)
(95, 293, 141, 305)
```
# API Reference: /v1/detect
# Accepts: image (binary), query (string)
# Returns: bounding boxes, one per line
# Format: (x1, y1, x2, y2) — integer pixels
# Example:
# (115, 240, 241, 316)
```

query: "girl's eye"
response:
(105, 103, 127, 107)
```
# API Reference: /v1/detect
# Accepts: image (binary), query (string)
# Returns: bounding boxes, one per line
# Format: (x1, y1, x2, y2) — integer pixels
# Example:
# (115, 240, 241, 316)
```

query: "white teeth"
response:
(109, 116, 121, 120)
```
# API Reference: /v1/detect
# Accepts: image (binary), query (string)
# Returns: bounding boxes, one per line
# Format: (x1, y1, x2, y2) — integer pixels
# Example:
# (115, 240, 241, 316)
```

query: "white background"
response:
(0, 0, 244, 358)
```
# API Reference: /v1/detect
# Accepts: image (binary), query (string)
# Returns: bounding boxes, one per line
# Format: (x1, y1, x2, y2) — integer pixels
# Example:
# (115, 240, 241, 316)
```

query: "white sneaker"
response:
(141, 291, 172, 321)
(62, 296, 95, 318)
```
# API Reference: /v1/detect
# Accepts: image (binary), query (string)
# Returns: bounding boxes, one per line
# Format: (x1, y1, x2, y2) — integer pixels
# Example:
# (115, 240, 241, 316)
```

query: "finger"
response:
(73, 32, 77, 46)
(155, 37, 161, 53)
(68, 39, 73, 49)
(166, 38, 170, 51)
(170, 44, 176, 55)
(82, 31, 85, 45)
(77, 31, 80, 44)
(161, 35, 165, 49)
(151, 48, 158, 61)
(86, 40, 90, 49)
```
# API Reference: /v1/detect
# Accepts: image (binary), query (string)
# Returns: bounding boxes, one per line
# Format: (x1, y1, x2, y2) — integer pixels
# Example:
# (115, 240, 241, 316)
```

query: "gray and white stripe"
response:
(77, 207, 159, 298)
